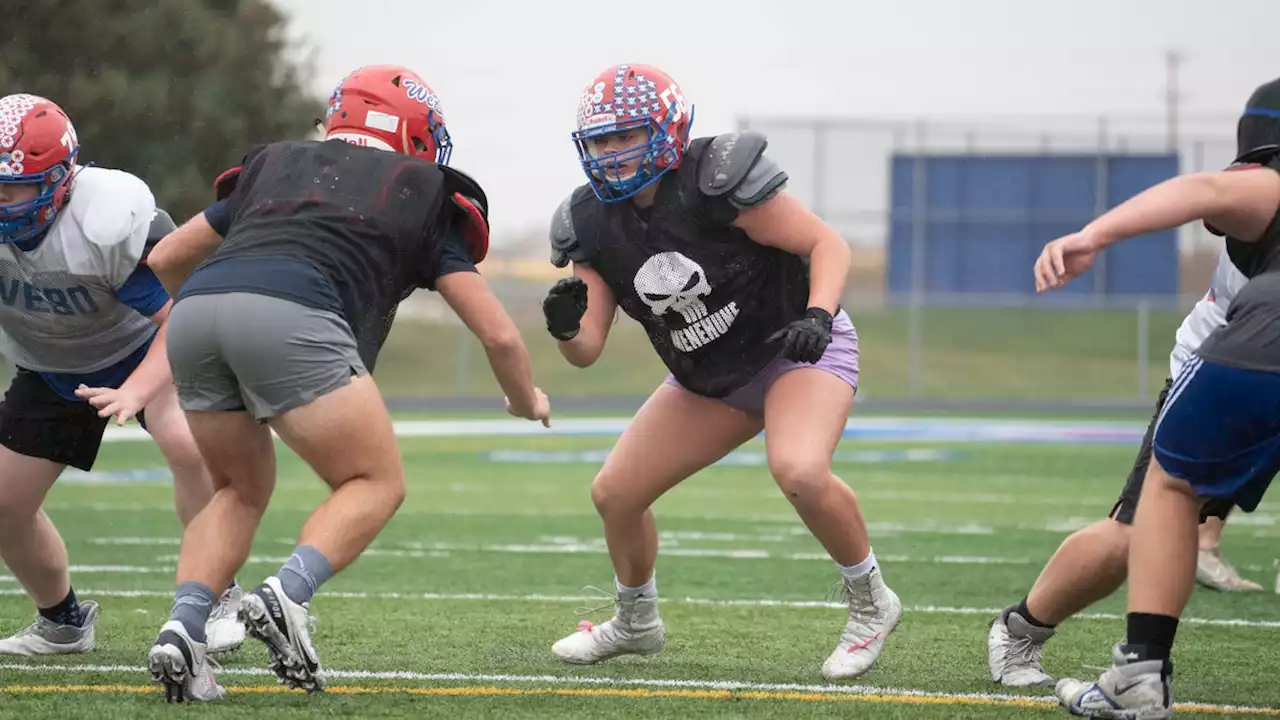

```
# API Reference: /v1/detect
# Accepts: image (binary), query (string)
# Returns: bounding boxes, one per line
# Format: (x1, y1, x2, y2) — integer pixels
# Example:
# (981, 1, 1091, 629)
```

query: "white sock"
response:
(615, 575, 657, 598)
(838, 550, 877, 581)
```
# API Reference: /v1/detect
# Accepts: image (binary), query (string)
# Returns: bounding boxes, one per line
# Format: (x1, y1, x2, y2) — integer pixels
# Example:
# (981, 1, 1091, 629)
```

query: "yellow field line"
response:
(1, 683, 1275, 715)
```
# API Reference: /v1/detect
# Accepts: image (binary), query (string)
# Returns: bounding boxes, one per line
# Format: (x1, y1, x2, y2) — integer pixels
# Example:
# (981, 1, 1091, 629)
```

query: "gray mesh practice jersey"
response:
(0, 166, 158, 373)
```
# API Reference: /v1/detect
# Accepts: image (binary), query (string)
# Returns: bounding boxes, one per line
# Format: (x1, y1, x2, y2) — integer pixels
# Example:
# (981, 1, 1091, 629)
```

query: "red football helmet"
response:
(0, 94, 79, 244)
(322, 65, 452, 165)
(571, 63, 695, 202)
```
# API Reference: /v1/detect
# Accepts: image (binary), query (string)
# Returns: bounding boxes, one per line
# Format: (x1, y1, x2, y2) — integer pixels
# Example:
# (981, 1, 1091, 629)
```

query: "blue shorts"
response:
(1152, 357, 1280, 512)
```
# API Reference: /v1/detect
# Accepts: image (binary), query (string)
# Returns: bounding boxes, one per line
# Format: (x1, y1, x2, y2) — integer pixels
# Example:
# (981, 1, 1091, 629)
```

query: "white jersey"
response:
(0, 166, 158, 374)
(1169, 247, 1247, 377)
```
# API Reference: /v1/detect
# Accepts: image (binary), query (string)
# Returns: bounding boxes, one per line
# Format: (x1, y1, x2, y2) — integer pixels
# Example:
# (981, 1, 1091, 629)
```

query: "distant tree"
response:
(0, 0, 322, 219)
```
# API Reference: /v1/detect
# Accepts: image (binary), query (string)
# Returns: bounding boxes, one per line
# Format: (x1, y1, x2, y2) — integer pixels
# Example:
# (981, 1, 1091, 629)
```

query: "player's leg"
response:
(144, 384, 217, 527)
(218, 374, 397, 692)
(1057, 358, 1280, 717)
(987, 520, 1129, 687)
(756, 313, 897, 680)
(550, 381, 763, 664)
(1194, 505, 1261, 591)
(147, 294, 277, 702)
(142, 382, 248, 654)
(988, 378, 1173, 687)
(191, 293, 398, 693)
(0, 368, 109, 656)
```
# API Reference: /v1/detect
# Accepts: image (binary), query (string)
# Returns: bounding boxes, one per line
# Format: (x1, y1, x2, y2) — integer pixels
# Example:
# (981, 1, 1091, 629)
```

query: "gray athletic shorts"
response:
(166, 292, 367, 422)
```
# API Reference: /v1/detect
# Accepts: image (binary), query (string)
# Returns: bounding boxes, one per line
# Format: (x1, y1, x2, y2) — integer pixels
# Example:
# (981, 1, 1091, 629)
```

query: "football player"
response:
(143, 65, 550, 701)
(987, 247, 1256, 689)
(540, 64, 897, 680)
(0, 94, 244, 658)
(1036, 77, 1280, 718)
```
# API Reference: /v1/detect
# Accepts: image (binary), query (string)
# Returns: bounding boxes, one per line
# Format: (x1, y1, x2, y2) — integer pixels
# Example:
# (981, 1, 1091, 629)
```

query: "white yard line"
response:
(2, 586, 1278, 629)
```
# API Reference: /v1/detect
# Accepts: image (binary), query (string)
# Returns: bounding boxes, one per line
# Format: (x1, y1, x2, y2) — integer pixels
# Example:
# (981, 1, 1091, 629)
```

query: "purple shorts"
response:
(664, 309, 860, 416)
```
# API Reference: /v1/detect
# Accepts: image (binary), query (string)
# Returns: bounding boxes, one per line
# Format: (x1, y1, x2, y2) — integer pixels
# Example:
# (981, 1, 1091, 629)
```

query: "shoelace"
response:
(573, 586, 617, 619)
(571, 586, 637, 638)
(828, 577, 887, 645)
(1005, 633, 1044, 668)
(208, 596, 236, 621)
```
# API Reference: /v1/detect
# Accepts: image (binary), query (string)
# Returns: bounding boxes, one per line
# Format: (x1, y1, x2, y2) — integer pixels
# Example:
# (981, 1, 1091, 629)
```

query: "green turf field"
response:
(3, 418, 1278, 718)
(374, 304, 1184, 401)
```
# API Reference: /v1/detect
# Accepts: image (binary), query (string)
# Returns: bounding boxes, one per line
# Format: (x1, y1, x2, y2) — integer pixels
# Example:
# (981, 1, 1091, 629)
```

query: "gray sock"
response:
(277, 545, 334, 605)
(170, 581, 216, 644)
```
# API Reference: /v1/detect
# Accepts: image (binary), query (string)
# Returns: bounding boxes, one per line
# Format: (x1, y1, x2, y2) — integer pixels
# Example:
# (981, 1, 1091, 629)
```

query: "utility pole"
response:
(1165, 49, 1184, 152)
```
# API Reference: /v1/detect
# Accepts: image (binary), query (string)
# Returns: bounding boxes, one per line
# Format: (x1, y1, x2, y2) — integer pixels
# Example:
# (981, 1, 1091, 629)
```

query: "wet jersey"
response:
(0, 166, 163, 376)
(1169, 248, 1246, 377)
(180, 139, 487, 371)
(1195, 158, 1280, 371)
(554, 136, 810, 398)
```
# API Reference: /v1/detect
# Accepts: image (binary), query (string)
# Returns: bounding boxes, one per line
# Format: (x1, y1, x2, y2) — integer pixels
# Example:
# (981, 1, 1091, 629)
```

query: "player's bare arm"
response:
(733, 190, 851, 316)
(148, 213, 222, 299)
(1088, 167, 1280, 249)
(1036, 167, 1280, 292)
(549, 263, 617, 368)
(74, 300, 175, 424)
(436, 271, 549, 425)
(543, 193, 616, 367)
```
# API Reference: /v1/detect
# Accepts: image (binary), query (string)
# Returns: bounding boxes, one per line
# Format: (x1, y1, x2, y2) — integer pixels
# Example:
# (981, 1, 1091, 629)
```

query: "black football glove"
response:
(767, 307, 833, 363)
(543, 277, 589, 341)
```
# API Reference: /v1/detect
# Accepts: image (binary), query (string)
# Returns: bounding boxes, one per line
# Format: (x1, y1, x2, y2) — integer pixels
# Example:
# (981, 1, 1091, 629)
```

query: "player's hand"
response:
(1034, 231, 1101, 293)
(767, 307, 833, 363)
(506, 387, 551, 428)
(542, 277, 588, 341)
(74, 384, 145, 426)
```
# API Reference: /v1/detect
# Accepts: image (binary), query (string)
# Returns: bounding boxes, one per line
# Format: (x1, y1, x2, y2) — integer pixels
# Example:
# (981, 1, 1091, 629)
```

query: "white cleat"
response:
(988, 606, 1056, 687)
(239, 576, 325, 692)
(551, 589, 666, 664)
(1056, 643, 1171, 719)
(1196, 548, 1262, 592)
(148, 620, 227, 702)
(821, 567, 902, 680)
(0, 600, 100, 656)
(205, 583, 246, 654)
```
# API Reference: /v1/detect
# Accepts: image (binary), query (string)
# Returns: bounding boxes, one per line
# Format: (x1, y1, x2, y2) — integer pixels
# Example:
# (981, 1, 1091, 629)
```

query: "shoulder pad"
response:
(141, 207, 176, 263)
(148, 208, 177, 244)
(696, 131, 787, 209)
(1233, 144, 1280, 167)
(69, 167, 157, 250)
(213, 167, 241, 201)
(214, 144, 270, 200)
(549, 187, 595, 268)
(64, 167, 157, 286)
(441, 167, 491, 264)
(440, 165, 489, 223)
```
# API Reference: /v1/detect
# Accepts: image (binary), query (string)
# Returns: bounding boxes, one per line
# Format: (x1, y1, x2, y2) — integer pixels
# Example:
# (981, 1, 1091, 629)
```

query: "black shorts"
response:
(1109, 376, 1234, 524)
(0, 367, 147, 472)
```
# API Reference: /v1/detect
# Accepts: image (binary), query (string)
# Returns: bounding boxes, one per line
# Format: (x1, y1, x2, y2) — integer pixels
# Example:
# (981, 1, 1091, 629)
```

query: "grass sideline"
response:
(374, 305, 1183, 400)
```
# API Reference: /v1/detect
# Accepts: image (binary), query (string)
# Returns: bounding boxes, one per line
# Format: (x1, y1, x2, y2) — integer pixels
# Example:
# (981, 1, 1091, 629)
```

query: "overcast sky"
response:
(271, 0, 1277, 243)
